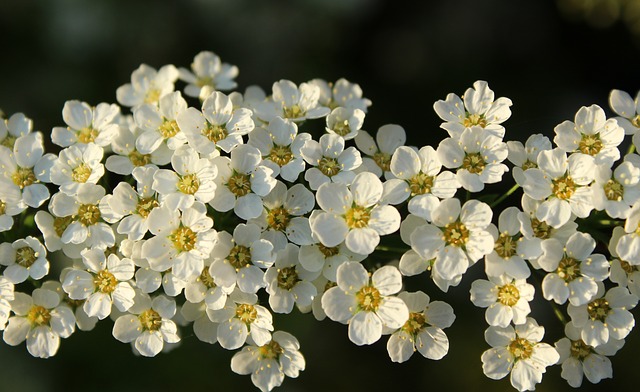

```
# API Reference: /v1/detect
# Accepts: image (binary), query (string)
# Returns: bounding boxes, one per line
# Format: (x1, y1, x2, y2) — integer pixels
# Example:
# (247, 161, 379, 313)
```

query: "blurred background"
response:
(1, 0, 640, 391)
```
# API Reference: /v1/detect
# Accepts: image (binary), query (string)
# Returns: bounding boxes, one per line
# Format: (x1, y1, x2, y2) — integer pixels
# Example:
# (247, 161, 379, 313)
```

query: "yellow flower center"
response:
(578, 134, 603, 156)
(11, 167, 37, 189)
(94, 270, 118, 294)
(259, 340, 285, 360)
(0, 200, 6, 215)
(283, 104, 303, 119)
(77, 204, 101, 226)
(177, 173, 200, 195)
(77, 127, 98, 144)
(160, 119, 180, 139)
(227, 172, 252, 197)
(198, 266, 216, 289)
(202, 123, 228, 143)
(277, 266, 300, 291)
(227, 244, 252, 270)
(332, 120, 351, 137)
(557, 256, 581, 282)
(136, 197, 159, 218)
(552, 175, 576, 200)
(570, 340, 593, 360)
(494, 233, 517, 259)
(531, 218, 551, 239)
(508, 337, 533, 360)
(408, 172, 434, 196)
(632, 115, 640, 128)
(356, 285, 381, 312)
(267, 207, 291, 232)
(462, 152, 486, 174)
(497, 284, 520, 307)
(587, 298, 611, 322)
(521, 160, 537, 170)
(129, 151, 153, 167)
(442, 221, 469, 247)
(373, 152, 391, 172)
(170, 226, 197, 252)
(235, 303, 258, 325)
(463, 113, 487, 128)
(196, 76, 213, 88)
(604, 179, 624, 201)
(1, 135, 16, 149)
(268, 145, 294, 167)
(318, 157, 341, 177)
(144, 89, 161, 104)
(16, 247, 37, 268)
(139, 309, 162, 331)
(54, 216, 74, 237)
(27, 305, 51, 327)
(344, 205, 371, 229)
(318, 244, 340, 258)
(71, 163, 92, 183)
(619, 259, 638, 274)
(401, 312, 426, 335)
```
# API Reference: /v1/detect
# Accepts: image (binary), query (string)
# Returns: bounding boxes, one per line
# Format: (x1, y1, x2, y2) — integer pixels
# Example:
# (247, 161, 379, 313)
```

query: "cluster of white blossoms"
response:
(1, 51, 640, 391)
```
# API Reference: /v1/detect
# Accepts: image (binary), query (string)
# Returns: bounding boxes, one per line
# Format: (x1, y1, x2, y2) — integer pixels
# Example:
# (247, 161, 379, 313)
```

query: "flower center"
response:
(144, 88, 161, 104)
(11, 167, 37, 189)
(202, 123, 228, 143)
(177, 173, 200, 195)
(16, 247, 37, 268)
(227, 244, 252, 270)
(463, 113, 487, 128)
(494, 233, 517, 258)
(227, 172, 252, 197)
(268, 145, 294, 167)
(267, 207, 291, 232)
(199, 266, 216, 289)
(497, 284, 520, 306)
(27, 305, 51, 327)
(259, 340, 284, 360)
(373, 151, 391, 172)
(619, 259, 638, 274)
(136, 197, 159, 218)
(570, 340, 593, 360)
(324, 280, 337, 291)
(408, 172, 434, 196)
(531, 218, 551, 239)
(283, 104, 303, 119)
(277, 266, 300, 291)
(1, 135, 16, 149)
(632, 115, 640, 128)
(462, 152, 486, 174)
(442, 221, 469, 247)
(196, 76, 213, 88)
(77, 204, 101, 226)
(557, 256, 581, 282)
(333, 120, 351, 137)
(318, 244, 340, 258)
(587, 298, 611, 322)
(604, 179, 624, 201)
(521, 160, 537, 170)
(94, 270, 117, 294)
(139, 309, 162, 331)
(318, 157, 341, 177)
(77, 127, 98, 144)
(235, 303, 258, 325)
(71, 163, 92, 183)
(578, 134, 603, 156)
(160, 119, 180, 139)
(0, 200, 6, 215)
(552, 175, 576, 200)
(401, 312, 426, 335)
(129, 150, 152, 167)
(356, 285, 381, 312)
(344, 205, 371, 229)
(54, 216, 74, 237)
(170, 226, 197, 252)
(508, 337, 533, 360)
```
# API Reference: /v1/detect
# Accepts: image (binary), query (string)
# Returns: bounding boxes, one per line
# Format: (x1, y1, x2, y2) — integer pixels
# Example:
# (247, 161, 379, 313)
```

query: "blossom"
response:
(3, 288, 75, 358)
(133, 91, 188, 154)
(298, 241, 365, 282)
(506, 133, 552, 186)
(484, 207, 533, 280)
(51, 100, 120, 147)
(0, 236, 49, 284)
(470, 275, 534, 327)
(230, 331, 305, 392)
(0, 112, 32, 149)
(0, 187, 23, 232)
(325, 107, 365, 140)
(178, 51, 239, 98)
(386, 291, 455, 363)
(179, 301, 218, 344)
(481, 317, 559, 391)
(50, 143, 105, 195)
(0, 276, 14, 330)
(309, 77, 371, 112)
(591, 159, 640, 219)
(311, 171, 401, 255)
(609, 227, 640, 297)
(301, 133, 362, 190)
(184, 258, 234, 310)
(116, 63, 179, 107)
(321, 261, 409, 346)
(256, 79, 330, 123)
(105, 124, 171, 175)
(354, 124, 405, 179)
(609, 88, 640, 135)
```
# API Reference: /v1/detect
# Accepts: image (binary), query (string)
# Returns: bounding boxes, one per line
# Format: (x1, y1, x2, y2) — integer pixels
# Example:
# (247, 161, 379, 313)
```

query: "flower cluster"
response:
(1, 51, 639, 391)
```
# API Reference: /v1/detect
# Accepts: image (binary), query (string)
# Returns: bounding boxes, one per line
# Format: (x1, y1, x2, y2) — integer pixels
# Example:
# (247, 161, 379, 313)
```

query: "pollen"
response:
(94, 270, 118, 294)
(77, 127, 98, 144)
(463, 113, 487, 128)
(508, 337, 533, 360)
(373, 151, 391, 172)
(402, 312, 426, 335)
(531, 218, 551, 239)
(408, 172, 434, 196)
(77, 204, 101, 226)
(226, 172, 252, 197)
(11, 167, 37, 189)
(27, 305, 51, 327)
(570, 339, 593, 360)
(332, 120, 351, 137)
(552, 175, 576, 200)
(202, 123, 228, 143)
(267, 207, 291, 232)
(521, 160, 537, 170)
(1, 135, 16, 149)
(54, 216, 74, 237)
(177, 173, 200, 195)
(318, 244, 340, 258)
(129, 150, 153, 167)
(283, 104, 303, 119)
(16, 246, 37, 268)
(259, 340, 284, 360)
(235, 303, 258, 325)
(198, 266, 217, 289)
(170, 226, 197, 252)
(497, 284, 520, 306)
(227, 244, 252, 270)
(139, 309, 162, 331)
(603, 179, 624, 201)
(442, 221, 469, 247)
(587, 298, 611, 322)
(268, 145, 294, 167)
(160, 119, 180, 139)
(494, 233, 517, 258)
(356, 285, 381, 312)
(71, 163, 92, 183)
(136, 197, 159, 218)
(144, 88, 161, 104)
(462, 152, 486, 174)
(277, 266, 300, 291)
(557, 256, 581, 282)
(0, 200, 6, 215)
(318, 157, 341, 177)
(578, 133, 603, 156)
(344, 205, 371, 229)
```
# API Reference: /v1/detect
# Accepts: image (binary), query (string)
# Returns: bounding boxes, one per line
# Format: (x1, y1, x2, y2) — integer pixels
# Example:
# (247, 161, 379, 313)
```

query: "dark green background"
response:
(1, 0, 640, 391)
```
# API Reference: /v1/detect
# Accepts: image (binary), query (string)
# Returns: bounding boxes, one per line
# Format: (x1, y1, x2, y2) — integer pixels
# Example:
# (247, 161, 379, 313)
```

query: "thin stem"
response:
(628, 143, 636, 156)
(596, 219, 624, 227)
(489, 184, 520, 208)
(375, 245, 409, 254)
(549, 300, 568, 325)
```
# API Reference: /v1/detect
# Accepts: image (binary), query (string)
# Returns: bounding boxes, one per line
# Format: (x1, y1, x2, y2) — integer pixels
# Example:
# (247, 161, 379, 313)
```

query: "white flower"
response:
(209, 224, 274, 294)
(410, 198, 494, 282)
(485, 207, 532, 280)
(382, 146, 459, 216)
(538, 232, 609, 306)
(264, 244, 319, 314)
(437, 126, 509, 192)
(555, 322, 623, 387)
(51, 100, 120, 147)
(105, 125, 171, 175)
(617, 200, 640, 264)
(470, 275, 534, 327)
(398, 248, 461, 293)
(248, 117, 310, 182)
(184, 258, 234, 311)
(609, 227, 640, 297)
(506, 134, 552, 186)
(321, 261, 408, 346)
(298, 241, 365, 282)
(179, 51, 238, 98)
(0, 276, 14, 330)
(41, 279, 98, 332)
(481, 317, 559, 392)
(309, 77, 371, 113)
(0, 133, 51, 208)
(152, 144, 217, 211)
(568, 284, 638, 347)
(325, 107, 365, 140)
(0, 112, 32, 149)
(522, 148, 595, 228)
(208, 290, 274, 350)
(133, 91, 188, 154)
(433, 80, 512, 139)
(231, 330, 305, 392)
(386, 291, 454, 363)
(301, 133, 362, 190)
(257, 79, 330, 123)
(179, 301, 218, 344)
(141, 202, 215, 281)
(34, 210, 84, 258)
(354, 124, 406, 179)
(311, 171, 401, 255)
(209, 144, 276, 220)
(112, 293, 180, 357)
(609, 89, 640, 135)
(116, 64, 179, 107)
(177, 90, 254, 155)
(249, 181, 315, 251)
(0, 188, 23, 232)
(554, 104, 624, 167)
(62, 248, 135, 320)
(592, 160, 640, 219)
(3, 288, 75, 358)
(0, 236, 49, 284)
(50, 143, 105, 195)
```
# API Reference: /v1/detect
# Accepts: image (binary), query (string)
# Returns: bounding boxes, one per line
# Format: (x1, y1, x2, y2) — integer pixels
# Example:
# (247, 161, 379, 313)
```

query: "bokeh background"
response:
(2, 0, 640, 391)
